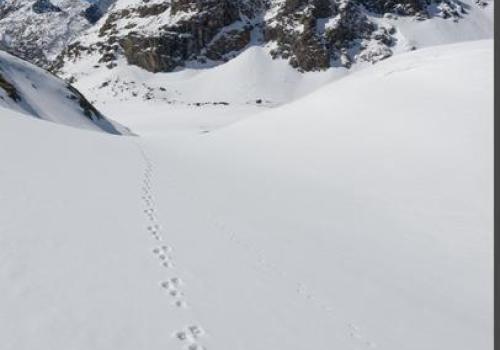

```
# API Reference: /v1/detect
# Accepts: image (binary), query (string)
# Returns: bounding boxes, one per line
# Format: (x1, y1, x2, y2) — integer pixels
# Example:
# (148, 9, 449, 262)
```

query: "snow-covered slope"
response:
(0, 39, 492, 350)
(0, 50, 129, 134)
(142, 40, 493, 350)
(67, 44, 349, 127)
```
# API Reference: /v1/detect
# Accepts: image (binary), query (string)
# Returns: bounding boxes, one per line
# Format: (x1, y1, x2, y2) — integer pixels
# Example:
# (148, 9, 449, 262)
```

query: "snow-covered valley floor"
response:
(0, 39, 493, 350)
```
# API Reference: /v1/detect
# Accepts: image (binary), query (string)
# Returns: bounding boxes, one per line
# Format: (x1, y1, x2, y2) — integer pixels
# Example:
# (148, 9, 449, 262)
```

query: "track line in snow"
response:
(151, 157, 378, 348)
(135, 141, 208, 350)
(211, 219, 378, 349)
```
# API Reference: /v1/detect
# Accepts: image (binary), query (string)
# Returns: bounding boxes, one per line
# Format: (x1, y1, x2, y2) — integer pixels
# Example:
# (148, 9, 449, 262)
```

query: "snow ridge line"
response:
(134, 141, 208, 350)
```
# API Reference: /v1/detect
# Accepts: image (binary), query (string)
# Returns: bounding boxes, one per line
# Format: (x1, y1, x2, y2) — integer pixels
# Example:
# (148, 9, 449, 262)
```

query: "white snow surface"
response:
(0, 50, 129, 134)
(0, 39, 493, 350)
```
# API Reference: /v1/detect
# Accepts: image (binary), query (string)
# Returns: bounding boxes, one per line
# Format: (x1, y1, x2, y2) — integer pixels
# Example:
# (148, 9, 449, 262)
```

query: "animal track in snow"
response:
(152, 245, 174, 267)
(174, 325, 206, 349)
(209, 218, 376, 348)
(163, 261, 174, 268)
(174, 300, 188, 308)
(153, 245, 172, 254)
(159, 277, 188, 306)
(136, 142, 208, 348)
(147, 224, 161, 233)
(348, 323, 377, 348)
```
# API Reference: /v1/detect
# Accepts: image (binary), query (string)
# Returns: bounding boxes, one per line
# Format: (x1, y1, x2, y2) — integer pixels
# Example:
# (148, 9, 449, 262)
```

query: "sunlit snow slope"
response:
(0, 50, 129, 134)
(0, 39, 492, 350)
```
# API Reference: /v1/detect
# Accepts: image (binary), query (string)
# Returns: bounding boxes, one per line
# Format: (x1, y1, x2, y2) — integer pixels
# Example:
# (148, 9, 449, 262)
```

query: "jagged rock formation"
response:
(54, 0, 480, 75)
(0, 0, 109, 68)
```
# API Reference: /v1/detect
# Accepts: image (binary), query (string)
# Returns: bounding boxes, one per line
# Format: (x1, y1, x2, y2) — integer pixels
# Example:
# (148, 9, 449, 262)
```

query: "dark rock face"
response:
(32, 0, 62, 14)
(120, 33, 189, 73)
(166, 0, 241, 55)
(205, 29, 252, 61)
(83, 4, 104, 24)
(0, 72, 20, 101)
(83, 0, 116, 23)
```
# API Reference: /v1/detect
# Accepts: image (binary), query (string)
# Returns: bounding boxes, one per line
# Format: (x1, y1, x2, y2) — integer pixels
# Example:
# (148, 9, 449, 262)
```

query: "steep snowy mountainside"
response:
(0, 39, 492, 350)
(0, 50, 129, 134)
(0, 0, 110, 68)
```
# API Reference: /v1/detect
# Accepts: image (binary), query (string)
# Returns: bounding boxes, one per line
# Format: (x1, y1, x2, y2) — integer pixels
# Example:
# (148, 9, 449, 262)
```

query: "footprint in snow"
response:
(174, 325, 206, 345)
(147, 224, 160, 232)
(161, 245, 172, 252)
(174, 300, 188, 308)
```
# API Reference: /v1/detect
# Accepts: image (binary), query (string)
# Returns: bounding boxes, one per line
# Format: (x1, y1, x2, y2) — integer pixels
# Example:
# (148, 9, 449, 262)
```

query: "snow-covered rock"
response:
(0, 50, 129, 134)
(0, 0, 109, 68)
